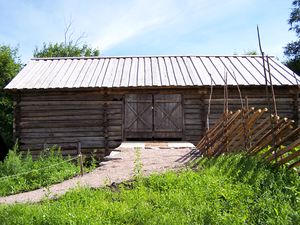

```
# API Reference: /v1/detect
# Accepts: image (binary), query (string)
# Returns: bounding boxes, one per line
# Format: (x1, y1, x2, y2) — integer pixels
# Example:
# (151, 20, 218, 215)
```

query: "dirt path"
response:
(0, 145, 197, 204)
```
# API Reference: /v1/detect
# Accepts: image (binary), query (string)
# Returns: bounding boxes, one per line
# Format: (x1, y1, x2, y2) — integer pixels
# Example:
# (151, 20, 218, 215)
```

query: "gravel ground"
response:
(0, 145, 198, 204)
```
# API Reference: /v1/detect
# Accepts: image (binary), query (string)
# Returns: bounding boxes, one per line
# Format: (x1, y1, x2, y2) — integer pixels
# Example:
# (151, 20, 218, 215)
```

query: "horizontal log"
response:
(184, 105, 203, 109)
(21, 136, 105, 144)
(184, 99, 202, 104)
(20, 120, 105, 128)
(21, 105, 104, 111)
(21, 109, 103, 117)
(19, 100, 122, 106)
(185, 130, 202, 136)
(185, 114, 202, 119)
(185, 124, 202, 130)
(184, 109, 202, 114)
(20, 127, 104, 133)
(20, 132, 105, 138)
(21, 115, 103, 122)
(185, 118, 202, 124)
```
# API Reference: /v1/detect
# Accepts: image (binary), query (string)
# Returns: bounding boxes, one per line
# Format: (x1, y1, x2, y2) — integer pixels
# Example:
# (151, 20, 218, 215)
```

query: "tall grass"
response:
(0, 153, 299, 224)
(0, 145, 81, 196)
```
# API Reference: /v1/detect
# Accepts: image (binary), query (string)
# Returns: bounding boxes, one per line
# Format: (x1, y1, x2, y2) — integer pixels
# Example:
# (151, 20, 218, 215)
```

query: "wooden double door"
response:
(124, 94, 183, 140)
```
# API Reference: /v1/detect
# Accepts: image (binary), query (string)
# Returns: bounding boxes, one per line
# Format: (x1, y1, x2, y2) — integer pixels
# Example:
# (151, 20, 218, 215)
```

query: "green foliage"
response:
(33, 42, 100, 58)
(284, 0, 300, 74)
(0, 45, 22, 148)
(0, 145, 80, 196)
(244, 50, 258, 55)
(0, 154, 298, 224)
(133, 147, 143, 178)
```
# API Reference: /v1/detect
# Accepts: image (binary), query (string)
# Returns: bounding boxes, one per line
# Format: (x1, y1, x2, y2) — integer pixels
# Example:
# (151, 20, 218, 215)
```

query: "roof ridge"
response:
(31, 55, 272, 61)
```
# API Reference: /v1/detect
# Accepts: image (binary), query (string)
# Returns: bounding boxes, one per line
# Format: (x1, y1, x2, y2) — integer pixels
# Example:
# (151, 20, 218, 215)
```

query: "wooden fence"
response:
(196, 107, 300, 171)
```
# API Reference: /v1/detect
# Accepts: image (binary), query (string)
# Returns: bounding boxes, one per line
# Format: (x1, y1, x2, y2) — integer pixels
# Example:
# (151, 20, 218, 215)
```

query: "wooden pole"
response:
(77, 141, 84, 176)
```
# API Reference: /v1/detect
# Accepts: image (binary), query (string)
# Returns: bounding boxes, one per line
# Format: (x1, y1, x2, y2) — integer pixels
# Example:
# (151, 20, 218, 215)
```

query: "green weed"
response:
(0, 153, 299, 224)
(0, 144, 92, 196)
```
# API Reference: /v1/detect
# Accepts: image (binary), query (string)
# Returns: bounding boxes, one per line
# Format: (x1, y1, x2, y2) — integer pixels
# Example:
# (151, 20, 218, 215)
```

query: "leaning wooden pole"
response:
(257, 25, 277, 160)
(266, 56, 278, 117)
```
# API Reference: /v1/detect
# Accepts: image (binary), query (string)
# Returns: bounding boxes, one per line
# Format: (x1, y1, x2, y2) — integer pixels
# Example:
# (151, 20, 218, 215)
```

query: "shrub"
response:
(0, 145, 81, 196)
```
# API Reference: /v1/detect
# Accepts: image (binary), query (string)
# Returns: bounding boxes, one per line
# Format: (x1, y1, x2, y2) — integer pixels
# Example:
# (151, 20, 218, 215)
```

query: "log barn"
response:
(4, 55, 300, 158)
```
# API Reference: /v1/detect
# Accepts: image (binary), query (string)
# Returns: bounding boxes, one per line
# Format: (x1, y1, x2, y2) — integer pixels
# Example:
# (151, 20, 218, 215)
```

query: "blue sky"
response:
(0, 0, 296, 63)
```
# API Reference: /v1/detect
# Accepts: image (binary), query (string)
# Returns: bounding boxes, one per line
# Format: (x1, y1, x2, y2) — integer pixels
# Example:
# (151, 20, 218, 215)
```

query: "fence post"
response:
(77, 142, 84, 176)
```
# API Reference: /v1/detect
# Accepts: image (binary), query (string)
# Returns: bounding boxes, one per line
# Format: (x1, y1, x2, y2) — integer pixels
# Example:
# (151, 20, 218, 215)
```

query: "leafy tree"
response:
(0, 45, 22, 158)
(284, 0, 300, 74)
(34, 42, 100, 58)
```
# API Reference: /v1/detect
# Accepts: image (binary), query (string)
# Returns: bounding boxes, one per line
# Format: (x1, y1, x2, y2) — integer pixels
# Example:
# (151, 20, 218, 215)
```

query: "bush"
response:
(0, 145, 81, 196)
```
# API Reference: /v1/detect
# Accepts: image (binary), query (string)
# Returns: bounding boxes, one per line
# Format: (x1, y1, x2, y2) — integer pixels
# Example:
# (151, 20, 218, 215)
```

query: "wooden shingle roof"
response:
(5, 55, 299, 90)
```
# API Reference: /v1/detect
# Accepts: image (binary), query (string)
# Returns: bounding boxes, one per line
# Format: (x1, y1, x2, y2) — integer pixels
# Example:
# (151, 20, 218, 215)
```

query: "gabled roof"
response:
(5, 55, 299, 90)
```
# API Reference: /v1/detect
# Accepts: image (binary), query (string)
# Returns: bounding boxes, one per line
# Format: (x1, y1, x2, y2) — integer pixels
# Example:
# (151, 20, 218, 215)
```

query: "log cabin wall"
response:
(13, 86, 299, 157)
(15, 90, 123, 158)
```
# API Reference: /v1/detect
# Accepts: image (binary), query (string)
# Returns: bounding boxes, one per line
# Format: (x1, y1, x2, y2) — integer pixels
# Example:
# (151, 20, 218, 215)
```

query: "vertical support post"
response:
(200, 93, 206, 139)
(293, 92, 299, 128)
(181, 93, 186, 141)
(244, 96, 249, 150)
(77, 141, 84, 176)
(245, 96, 249, 110)
(13, 93, 21, 143)
(103, 90, 109, 155)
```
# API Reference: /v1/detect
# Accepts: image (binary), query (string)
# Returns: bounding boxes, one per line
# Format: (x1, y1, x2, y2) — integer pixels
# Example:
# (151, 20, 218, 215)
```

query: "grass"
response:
(0, 144, 95, 197)
(0, 153, 299, 225)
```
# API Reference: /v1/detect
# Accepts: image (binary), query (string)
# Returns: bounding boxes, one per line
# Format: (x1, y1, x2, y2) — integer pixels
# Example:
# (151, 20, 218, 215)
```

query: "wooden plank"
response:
(21, 109, 103, 117)
(158, 57, 170, 85)
(176, 57, 193, 85)
(102, 58, 118, 87)
(182, 57, 202, 85)
(113, 58, 125, 87)
(129, 57, 138, 87)
(151, 57, 161, 86)
(185, 118, 202, 124)
(164, 57, 176, 85)
(120, 58, 132, 87)
(21, 137, 105, 144)
(190, 56, 210, 84)
(88, 58, 105, 87)
(185, 114, 201, 119)
(80, 59, 100, 87)
(21, 115, 102, 122)
(227, 57, 259, 84)
(277, 145, 300, 166)
(64, 59, 85, 88)
(48, 59, 73, 88)
(154, 94, 183, 136)
(145, 57, 152, 86)
(56, 59, 80, 88)
(170, 57, 185, 85)
(30, 60, 58, 88)
(20, 127, 104, 133)
(184, 108, 202, 114)
(219, 57, 248, 85)
(20, 131, 104, 138)
(137, 57, 145, 86)
(26, 60, 54, 88)
(7, 60, 37, 88)
(200, 56, 224, 84)
(19, 120, 108, 128)
(73, 59, 93, 88)
(95, 58, 110, 87)
(124, 94, 152, 135)
(20, 105, 108, 111)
